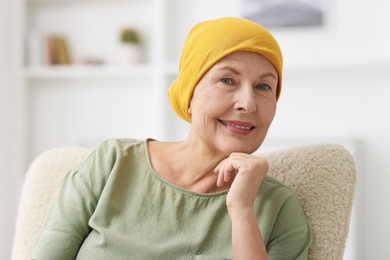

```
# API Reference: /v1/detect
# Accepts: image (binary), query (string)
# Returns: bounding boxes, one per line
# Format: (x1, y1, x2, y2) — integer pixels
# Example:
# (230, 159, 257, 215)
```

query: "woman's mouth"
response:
(219, 120, 255, 134)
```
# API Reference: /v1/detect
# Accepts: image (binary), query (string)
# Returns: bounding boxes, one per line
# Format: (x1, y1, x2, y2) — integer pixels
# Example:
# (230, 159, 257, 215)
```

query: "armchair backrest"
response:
(265, 143, 356, 259)
(11, 147, 92, 260)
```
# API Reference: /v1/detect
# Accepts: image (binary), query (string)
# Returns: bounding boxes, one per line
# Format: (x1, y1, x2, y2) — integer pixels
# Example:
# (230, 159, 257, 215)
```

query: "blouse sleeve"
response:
(30, 140, 120, 260)
(267, 194, 313, 260)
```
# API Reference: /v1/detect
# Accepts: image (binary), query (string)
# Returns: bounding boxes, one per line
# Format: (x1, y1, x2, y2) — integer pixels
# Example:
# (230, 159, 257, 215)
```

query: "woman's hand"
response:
(215, 153, 270, 259)
(214, 153, 269, 210)
(215, 153, 269, 260)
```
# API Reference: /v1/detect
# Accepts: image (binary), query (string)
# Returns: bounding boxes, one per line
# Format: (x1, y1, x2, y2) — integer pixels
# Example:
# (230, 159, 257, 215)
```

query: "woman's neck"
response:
(147, 139, 230, 193)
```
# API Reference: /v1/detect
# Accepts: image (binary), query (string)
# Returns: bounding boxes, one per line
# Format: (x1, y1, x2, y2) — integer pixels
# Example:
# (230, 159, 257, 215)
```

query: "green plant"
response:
(120, 28, 141, 44)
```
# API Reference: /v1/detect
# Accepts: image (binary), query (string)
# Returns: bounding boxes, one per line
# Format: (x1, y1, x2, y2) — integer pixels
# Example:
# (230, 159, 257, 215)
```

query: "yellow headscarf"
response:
(168, 17, 283, 122)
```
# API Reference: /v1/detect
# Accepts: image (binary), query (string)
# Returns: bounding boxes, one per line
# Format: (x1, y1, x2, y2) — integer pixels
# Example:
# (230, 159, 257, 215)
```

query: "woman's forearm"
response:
(229, 207, 268, 260)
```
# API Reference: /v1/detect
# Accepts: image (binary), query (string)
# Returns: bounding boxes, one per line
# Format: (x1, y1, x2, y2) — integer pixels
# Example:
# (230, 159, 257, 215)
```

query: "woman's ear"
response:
(187, 106, 192, 115)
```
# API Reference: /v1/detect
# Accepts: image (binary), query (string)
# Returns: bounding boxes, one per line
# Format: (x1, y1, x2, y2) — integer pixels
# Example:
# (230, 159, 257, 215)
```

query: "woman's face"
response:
(188, 51, 278, 155)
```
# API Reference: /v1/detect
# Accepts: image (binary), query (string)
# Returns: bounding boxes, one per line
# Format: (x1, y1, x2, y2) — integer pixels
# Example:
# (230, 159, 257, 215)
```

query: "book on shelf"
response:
(46, 35, 71, 65)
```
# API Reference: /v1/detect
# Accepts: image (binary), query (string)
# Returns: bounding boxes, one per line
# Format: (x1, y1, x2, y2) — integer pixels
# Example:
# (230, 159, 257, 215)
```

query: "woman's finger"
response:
(215, 157, 239, 187)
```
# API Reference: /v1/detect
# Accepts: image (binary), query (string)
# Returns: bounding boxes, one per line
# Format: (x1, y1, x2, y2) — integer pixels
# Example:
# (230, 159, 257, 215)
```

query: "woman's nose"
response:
(234, 87, 257, 113)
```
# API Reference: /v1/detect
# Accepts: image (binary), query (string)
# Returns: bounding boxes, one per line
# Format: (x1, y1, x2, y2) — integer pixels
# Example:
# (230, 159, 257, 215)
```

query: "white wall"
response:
(0, 0, 22, 259)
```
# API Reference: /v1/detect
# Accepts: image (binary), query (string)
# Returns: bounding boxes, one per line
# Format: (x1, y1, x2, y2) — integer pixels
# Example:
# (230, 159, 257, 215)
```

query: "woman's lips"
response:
(219, 120, 255, 135)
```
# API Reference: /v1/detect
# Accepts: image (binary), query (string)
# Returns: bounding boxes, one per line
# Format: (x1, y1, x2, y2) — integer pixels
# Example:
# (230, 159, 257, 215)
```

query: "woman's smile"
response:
(218, 119, 255, 135)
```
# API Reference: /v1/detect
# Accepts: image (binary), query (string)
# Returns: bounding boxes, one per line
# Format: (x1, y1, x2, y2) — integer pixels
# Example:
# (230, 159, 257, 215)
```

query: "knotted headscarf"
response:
(168, 17, 283, 122)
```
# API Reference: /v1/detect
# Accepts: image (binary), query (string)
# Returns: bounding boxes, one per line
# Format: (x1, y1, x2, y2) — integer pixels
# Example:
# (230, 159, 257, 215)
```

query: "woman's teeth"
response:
(223, 121, 252, 130)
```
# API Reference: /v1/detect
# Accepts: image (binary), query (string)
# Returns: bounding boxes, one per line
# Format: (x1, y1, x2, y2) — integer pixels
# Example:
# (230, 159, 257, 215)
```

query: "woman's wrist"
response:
(227, 205, 255, 218)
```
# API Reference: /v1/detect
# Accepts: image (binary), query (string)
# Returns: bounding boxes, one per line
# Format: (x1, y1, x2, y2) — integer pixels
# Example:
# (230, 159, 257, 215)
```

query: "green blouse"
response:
(31, 138, 312, 260)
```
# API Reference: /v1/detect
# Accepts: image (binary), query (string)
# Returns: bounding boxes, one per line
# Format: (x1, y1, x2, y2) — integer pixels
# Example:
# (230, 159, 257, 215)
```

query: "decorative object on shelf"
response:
(117, 27, 142, 64)
(81, 57, 104, 66)
(242, 0, 326, 28)
(46, 34, 71, 65)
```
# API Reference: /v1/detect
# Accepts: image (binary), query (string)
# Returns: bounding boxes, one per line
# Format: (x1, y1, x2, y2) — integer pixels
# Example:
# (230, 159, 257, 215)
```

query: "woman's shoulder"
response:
(72, 138, 147, 171)
(259, 175, 300, 202)
(90, 138, 148, 156)
(66, 138, 150, 183)
(95, 137, 146, 149)
(263, 175, 291, 188)
(256, 175, 308, 228)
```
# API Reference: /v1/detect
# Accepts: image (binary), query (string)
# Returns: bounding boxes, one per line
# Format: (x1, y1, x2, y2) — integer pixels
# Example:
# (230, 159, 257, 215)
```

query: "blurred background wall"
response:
(1, 0, 21, 258)
(1, 0, 389, 259)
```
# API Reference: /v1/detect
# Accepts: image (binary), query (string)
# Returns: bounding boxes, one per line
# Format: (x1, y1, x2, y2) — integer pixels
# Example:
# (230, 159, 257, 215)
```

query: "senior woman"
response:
(31, 17, 312, 259)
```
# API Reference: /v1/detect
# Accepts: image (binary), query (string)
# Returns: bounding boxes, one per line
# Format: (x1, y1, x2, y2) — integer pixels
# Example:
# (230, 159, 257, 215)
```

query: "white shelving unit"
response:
(14, 0, 241, 169)
(15, 0, 174, 167)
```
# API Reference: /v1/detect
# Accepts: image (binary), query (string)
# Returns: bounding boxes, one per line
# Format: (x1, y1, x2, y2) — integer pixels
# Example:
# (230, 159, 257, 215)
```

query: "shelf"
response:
(25, 0, 131, 3)
(24, 64, 154, 79)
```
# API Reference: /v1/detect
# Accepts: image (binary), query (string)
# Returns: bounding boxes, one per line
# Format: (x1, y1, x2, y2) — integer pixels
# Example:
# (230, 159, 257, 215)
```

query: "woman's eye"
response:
(221, 78, 233, 85)
(256, 83, 271, 90)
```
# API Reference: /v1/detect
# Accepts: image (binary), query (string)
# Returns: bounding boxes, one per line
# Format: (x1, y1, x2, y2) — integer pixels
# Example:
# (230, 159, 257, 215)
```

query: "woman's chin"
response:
(219, 142, 261, 155)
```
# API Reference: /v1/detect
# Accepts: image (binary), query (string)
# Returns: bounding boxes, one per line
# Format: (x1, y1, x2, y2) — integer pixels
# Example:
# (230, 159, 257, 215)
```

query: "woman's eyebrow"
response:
(216, 66, 240, 75)
(216, 66, 278, 81)
(259, 72, 278, 80)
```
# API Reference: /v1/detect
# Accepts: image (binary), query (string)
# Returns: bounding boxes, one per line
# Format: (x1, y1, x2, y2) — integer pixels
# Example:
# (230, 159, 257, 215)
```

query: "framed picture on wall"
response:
(242, 0, 327, 29)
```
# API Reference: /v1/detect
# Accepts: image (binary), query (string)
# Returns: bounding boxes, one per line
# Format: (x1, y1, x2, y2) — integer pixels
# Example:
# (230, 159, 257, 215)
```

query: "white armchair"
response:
(11, 143, 356, 260)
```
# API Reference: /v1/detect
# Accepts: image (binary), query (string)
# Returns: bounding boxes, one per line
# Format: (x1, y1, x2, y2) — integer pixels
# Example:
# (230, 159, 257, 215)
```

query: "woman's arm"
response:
(229, 207, 268, 259)
(215, 153, 269, 259)
(30, 140, 117, 259)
